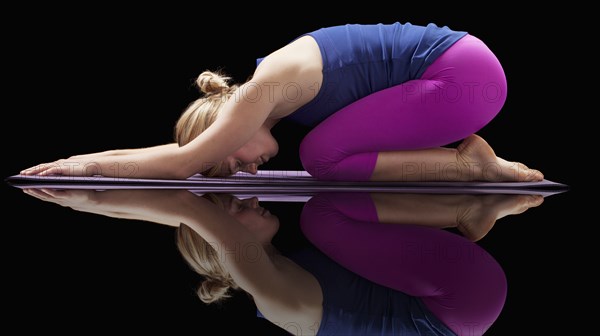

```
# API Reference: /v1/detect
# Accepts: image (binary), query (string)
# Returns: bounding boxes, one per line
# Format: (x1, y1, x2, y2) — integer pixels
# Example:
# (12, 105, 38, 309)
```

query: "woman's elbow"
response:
(163, 155, 194, 180)
(172, 163, 199, 180)
(172, 169, 193, 180)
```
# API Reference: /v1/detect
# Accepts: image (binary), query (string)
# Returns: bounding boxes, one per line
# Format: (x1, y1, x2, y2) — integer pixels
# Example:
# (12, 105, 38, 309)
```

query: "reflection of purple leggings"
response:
(299, 35, 507, 181)
(300, 193, 507, 336)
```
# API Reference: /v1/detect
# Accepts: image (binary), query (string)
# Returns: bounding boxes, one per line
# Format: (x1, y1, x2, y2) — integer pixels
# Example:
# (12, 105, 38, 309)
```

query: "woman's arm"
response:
(176, 77, 277, 177)
(70, 143, 179, 159)
(22, 77, 277, 179)
(21, 144, 187, 179)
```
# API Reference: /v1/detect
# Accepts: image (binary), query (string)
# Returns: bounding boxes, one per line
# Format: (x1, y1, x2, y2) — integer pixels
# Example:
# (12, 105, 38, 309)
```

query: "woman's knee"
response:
(300, 139, 376, 181)
(299, 136, 336, 179)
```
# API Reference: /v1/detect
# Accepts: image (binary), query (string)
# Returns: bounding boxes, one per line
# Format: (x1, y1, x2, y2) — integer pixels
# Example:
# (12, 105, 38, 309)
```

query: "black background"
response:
(2, 4, 585, 335)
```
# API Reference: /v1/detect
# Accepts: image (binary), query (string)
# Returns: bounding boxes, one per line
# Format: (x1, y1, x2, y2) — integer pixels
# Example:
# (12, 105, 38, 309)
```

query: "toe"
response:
(515, 163, 544, 182)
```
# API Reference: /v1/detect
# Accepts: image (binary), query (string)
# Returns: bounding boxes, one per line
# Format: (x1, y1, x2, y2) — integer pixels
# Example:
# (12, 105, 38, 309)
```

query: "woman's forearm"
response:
(72, 143, 178, 159)
(66, 144, 187, 179)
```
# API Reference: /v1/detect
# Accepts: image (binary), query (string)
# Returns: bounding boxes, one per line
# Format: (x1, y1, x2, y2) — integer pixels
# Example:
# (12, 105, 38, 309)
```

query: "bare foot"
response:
(456, 134, 544, 182)
(457, 194, 544, 241)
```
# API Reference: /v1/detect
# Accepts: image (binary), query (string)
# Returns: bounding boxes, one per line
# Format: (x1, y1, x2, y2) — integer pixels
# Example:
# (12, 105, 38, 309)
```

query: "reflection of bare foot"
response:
(457, 134, 544, 182)
(456, 194, 544, 241)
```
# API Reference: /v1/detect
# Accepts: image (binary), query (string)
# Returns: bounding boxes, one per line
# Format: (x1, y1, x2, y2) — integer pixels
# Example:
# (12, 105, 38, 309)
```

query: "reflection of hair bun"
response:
(197, 71, 230, 95)
(198, 278, 232, 304)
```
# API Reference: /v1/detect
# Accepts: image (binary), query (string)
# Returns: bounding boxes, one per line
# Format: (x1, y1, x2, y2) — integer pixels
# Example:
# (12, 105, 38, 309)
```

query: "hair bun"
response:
(197, 71, 230, 95)
(198, 278, 232, 304)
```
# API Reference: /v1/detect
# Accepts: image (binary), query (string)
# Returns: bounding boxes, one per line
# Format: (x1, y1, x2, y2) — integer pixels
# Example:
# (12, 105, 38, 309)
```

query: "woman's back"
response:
(257, 22, 467, 126)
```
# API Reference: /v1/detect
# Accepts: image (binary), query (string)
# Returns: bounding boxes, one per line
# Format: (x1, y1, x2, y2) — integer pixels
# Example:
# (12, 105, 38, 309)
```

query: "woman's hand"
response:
(19, 143, 185, 179)
(20, 157, 139, 178)
(22, 188, 197, 226)
(23, 188, 101, 211)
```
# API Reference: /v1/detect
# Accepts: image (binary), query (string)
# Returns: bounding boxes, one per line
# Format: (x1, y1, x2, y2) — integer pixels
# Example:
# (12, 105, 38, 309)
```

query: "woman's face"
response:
(220, 125, 279, 176)
(223, 195, 280, 244)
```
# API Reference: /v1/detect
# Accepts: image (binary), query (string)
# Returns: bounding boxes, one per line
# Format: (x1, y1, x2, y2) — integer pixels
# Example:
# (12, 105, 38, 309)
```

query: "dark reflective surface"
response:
(3, 7, 582, 334)
(7, 186, 566, 335)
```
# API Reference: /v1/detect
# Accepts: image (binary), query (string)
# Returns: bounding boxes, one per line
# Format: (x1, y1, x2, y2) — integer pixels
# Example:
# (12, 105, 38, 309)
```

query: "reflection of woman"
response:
(299, 193, 540, 336)
(23, 189, 541, 335)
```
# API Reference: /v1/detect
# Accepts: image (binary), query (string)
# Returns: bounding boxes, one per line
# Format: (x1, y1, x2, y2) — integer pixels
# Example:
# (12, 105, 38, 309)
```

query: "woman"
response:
(22, 188, 543, 335)
(21, 22, 543, 182)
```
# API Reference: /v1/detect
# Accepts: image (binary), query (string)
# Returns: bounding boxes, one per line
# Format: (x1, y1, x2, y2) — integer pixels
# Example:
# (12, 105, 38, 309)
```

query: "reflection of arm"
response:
(28, 188, 321, 331)
(35, 188, 310, 299)
(81, 189, 194, 226)
(26, 189, 191, 227)
(37, 188, 317, 312)
(61, 189, 278, 290)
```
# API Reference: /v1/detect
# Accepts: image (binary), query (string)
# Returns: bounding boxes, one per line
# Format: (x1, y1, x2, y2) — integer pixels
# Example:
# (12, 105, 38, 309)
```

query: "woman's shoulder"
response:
(251, 36, 324, 117)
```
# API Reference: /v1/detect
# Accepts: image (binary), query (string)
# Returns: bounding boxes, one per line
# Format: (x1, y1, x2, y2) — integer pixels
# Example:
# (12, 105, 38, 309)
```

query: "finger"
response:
(22, 163, 54, 173)
(40, 188, 68, 198)
(21, 164, 47, 175)
(21, 163, 60, 175)
(39, 167, 66, 176)
(23, 188, 50, 201)
(38, 188, 59, 198)
(23, 191, 46, 201)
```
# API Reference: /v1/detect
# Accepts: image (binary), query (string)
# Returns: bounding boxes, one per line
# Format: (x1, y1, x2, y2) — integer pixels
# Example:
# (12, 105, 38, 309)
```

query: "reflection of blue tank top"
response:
(256, 22, 467, 127)
(257, 247, 456, 335)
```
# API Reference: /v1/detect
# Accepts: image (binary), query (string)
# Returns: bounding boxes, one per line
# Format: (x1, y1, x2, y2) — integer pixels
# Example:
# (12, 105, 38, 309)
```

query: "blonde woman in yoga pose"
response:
(21, 22, 543, 182)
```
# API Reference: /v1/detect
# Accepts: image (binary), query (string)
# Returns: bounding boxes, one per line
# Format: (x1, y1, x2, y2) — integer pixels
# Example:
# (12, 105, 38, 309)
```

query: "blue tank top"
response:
(257, 247, 457, 335)
(256, 22, 467, 127)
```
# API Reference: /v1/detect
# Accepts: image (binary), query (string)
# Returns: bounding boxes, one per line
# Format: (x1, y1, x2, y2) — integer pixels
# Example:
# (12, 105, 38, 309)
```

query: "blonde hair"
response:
(175, 194, 240, 304)
(175, 71, 239, 176)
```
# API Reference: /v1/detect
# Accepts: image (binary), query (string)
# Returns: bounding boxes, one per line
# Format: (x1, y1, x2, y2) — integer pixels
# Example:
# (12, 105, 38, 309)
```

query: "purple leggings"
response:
(300, 192, 507, 336)
(299, 35, 507, 181)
